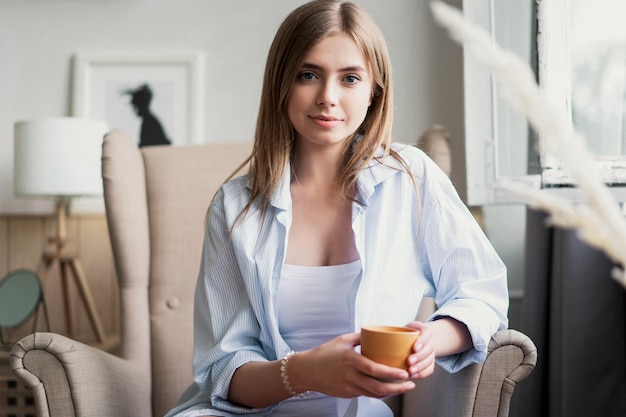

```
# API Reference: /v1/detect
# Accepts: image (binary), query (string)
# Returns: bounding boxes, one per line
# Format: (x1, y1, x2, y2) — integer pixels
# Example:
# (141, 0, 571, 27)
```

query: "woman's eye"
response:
(344, 74, 361, 84)
(298, 71, 316, 81)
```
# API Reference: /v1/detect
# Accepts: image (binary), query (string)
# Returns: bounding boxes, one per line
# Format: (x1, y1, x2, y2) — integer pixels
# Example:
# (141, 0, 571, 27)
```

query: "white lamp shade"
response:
(14, 117, 109, 197)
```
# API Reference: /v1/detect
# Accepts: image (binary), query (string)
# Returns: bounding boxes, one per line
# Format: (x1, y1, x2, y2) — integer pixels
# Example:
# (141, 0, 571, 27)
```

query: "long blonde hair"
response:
(241, 0, 405, 222)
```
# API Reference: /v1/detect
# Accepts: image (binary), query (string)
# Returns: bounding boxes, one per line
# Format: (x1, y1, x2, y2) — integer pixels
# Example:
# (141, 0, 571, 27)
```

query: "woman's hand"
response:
(404, 321, 436, 379)
(404, 317, 474, 380)
(291, 333, 416, 399)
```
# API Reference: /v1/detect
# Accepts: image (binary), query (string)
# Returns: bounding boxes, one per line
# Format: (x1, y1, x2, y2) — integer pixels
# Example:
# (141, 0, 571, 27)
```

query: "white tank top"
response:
(273, 260, 361, 417)
(277, 260, 361, 351)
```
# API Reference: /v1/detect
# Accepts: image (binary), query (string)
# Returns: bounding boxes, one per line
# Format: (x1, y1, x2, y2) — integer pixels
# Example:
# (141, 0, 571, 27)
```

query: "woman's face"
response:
(287, 33, 373, 152)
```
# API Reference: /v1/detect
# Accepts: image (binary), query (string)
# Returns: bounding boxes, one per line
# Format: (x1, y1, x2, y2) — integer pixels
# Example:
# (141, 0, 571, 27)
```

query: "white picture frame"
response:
(72, 50, 205, 146)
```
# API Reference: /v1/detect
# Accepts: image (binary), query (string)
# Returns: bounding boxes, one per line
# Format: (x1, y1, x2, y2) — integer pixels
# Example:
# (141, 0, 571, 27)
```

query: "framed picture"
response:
(72, 50, 205, 146)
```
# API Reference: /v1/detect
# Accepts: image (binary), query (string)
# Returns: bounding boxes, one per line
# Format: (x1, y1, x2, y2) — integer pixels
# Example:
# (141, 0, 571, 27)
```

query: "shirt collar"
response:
(356, 144, 408, 205)
(245, 144, 408, 211)
(269, 163, 293, 211)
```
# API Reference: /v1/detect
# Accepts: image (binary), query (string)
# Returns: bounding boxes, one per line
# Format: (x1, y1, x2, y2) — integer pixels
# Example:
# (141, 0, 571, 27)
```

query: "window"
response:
(463, 0, 626, 204)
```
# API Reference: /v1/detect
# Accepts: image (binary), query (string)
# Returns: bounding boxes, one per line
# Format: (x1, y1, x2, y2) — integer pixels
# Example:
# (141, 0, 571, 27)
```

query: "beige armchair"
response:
(10, 129, 536, 417)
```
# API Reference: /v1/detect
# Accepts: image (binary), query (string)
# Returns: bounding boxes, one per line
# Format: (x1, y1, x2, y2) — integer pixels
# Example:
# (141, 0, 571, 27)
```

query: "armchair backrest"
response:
(102, 130, 252, 417)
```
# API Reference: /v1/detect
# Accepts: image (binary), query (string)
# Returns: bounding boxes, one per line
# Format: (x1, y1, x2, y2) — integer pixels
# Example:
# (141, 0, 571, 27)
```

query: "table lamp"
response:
(13, 117, 109, 344)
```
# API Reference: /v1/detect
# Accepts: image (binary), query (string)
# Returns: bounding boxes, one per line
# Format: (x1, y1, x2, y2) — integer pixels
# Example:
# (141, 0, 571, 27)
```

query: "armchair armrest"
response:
(10, 332, 150, 417)
(402, 329, 537, 417)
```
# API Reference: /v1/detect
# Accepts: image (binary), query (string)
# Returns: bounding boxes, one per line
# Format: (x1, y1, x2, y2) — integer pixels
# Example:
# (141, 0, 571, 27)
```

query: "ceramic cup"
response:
(360, 325, 420, 370)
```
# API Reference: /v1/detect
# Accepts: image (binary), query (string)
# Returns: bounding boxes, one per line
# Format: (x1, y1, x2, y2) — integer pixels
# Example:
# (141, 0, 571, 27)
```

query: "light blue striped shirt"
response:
(166, 143, 508, 417)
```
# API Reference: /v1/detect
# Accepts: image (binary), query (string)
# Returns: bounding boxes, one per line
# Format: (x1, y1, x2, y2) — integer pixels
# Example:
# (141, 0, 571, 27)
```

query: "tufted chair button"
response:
(166, 297, 180, 309)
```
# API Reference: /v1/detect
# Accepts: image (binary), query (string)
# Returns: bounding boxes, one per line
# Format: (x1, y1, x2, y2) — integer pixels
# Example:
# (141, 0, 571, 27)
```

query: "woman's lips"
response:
(309, 115, 341, 128)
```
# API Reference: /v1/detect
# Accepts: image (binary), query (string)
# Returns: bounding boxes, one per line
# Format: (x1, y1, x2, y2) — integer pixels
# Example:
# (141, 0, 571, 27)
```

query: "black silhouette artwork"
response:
(123, 83, 172, 147)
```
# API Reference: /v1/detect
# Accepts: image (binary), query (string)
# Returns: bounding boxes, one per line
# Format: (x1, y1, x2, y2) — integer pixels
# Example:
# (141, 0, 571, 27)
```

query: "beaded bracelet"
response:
(280, 350, 311, 398)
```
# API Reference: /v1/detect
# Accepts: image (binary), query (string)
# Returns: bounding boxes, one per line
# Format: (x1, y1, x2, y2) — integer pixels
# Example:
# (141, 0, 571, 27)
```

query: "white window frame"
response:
(463, 0, 540, 206)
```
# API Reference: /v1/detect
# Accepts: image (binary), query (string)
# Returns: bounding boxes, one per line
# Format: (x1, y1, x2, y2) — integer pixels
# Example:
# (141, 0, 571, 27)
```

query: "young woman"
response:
(166, 1, 508, 416)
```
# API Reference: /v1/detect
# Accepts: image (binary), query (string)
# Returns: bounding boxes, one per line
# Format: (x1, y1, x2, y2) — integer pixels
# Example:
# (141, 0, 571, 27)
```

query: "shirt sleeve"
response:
(415, 151, 509, 373)
(191, 187, 273, 414)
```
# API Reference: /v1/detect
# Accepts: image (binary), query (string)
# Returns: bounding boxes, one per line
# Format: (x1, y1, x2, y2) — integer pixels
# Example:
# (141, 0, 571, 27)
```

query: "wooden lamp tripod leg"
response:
(59, 258, 76, 336)
(37, 199, 107, 344)
(67, 257, 106, 343)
